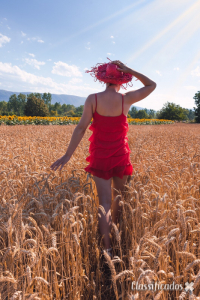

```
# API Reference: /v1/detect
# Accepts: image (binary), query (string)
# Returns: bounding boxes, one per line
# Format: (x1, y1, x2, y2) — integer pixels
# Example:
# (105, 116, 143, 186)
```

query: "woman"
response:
(50, 60, 157, 258)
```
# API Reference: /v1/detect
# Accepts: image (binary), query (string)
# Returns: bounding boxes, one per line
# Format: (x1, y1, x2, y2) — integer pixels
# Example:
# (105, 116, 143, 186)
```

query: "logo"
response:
(185, 282, 194, 293)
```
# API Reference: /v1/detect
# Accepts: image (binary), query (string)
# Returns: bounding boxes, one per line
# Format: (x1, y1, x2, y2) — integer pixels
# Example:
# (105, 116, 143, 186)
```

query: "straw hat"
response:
(85, 58, 134, 89)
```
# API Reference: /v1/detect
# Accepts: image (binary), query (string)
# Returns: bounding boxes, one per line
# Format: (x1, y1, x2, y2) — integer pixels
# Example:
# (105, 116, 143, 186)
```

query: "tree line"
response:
(0, 91, 199, 122)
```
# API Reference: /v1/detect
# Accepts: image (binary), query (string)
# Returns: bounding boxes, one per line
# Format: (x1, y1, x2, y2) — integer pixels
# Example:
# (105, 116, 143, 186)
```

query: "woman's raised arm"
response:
(112, 60, 157, 105)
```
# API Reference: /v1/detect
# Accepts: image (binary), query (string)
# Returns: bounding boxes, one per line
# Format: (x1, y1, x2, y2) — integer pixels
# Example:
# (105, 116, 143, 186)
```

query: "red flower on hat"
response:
(85, 58, 134, 89)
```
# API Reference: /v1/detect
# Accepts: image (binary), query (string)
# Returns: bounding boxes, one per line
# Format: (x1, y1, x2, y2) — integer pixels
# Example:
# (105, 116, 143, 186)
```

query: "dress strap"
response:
(122, 94, 124, 114)
(95, 94, 97, 113)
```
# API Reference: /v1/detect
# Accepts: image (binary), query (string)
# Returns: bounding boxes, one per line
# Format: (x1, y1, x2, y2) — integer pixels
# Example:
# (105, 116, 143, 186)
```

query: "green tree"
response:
(50, 110, 58, 116)
(66, 110, 75, 117)
(17, 93, 27, 115)
(74, 105, 84, 117)
(24, 94, 49, 116)
(48, 103, 77, 116)
(75, 105, 84, 114)
(180, 108, 194, 120)
(157, 102, 188, 121)
(61, 104, 68, 114)
(136, 109, 149, 119)
(0, 101, 8, 115)
(30, 93, 42, 99)
(66, 104, 76, 111)
(148, 109, 156, 119)
(187, 109, 195, 121)
(129, 106, 137, 118)
(7, 93, 27, 115)
(7, 94, 18, 114)
(193, 91, 200, 123)
(42, 93, 52, 110)
(51, 102, 62, 114)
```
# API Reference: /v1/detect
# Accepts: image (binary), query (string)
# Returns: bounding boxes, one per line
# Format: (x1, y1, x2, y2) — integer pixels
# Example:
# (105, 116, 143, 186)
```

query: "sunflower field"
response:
(0, 115, 174, 125)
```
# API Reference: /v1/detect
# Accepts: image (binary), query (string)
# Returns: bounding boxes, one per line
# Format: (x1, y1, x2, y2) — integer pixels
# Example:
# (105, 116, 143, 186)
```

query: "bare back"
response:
(92, 91, 131, 117)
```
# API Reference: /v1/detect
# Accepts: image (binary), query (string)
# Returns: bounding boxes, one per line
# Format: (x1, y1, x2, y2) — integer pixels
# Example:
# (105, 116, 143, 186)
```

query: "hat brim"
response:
(86, 61, 134, 89)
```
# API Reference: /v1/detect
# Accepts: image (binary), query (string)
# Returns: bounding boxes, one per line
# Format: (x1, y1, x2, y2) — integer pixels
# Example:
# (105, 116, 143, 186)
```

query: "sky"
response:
(0, 0, 200, 111)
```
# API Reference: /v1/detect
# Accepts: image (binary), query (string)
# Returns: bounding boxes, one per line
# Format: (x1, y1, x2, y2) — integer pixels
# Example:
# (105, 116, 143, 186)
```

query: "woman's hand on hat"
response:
(111, 60, 131, 74)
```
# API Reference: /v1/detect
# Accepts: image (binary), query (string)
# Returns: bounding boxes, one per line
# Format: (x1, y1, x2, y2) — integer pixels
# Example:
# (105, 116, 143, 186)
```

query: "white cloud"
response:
(21, 31, 26, 37)
(27, 37, 45, 43)
(191, 66, 200, 77)
(107, 53, 115, 56)
(47, 59, 52, 61)
(85, 42, 91, 50)
(21, 41, 23, 44)
(0, 33, 11, 47)
(184, 85, 198, 91)
(69, 78, 83, 84)
(110, 36, 115, 44)
(24, 58, 45, 70)
(7, 26, 11, 30)
(0, 61, 97, 96)
(3, 18, 7, 21)
(27, 37, 36, 41)
(29, 53, 35, 58)
(52, 61, 82, 77)
(174, 67, 179, 71)
(84, 67, 89, 71)
(156, 70, 162, 76)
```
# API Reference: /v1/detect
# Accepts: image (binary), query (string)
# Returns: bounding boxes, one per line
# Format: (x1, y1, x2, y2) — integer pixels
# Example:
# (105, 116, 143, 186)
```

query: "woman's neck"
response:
(105, 86, 119, 92)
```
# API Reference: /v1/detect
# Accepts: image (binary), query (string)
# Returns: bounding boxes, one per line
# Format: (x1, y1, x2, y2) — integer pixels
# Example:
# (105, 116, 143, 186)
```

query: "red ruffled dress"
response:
(84, 94, 133, 180)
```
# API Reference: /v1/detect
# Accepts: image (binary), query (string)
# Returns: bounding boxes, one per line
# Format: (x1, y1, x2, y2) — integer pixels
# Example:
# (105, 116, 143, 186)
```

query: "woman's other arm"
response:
(50, 95, 93, 171)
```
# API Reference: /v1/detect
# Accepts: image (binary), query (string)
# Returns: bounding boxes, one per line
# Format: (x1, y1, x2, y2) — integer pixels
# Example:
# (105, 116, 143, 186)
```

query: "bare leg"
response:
(112, 175, 128, 224)
(93, 175, 112, 250)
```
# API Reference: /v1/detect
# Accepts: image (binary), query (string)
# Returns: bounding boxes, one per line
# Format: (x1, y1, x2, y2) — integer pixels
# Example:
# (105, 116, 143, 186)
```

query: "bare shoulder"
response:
(86, 93, 95, 101)
(84, 94, 97, 107)
(86, 91, 103, 99)
(86, 91, 105, 103)
(85, 94, 97, 113)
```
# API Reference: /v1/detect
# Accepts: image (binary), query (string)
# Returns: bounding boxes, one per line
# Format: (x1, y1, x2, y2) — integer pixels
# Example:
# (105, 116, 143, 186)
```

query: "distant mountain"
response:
(0, 89, 87, 107)
(0, 89, 149, 111)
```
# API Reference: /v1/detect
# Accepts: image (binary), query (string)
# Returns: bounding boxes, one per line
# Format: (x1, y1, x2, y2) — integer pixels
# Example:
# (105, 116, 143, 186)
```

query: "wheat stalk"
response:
(1, 123, 200, 299)
(103, 250, 118, 300)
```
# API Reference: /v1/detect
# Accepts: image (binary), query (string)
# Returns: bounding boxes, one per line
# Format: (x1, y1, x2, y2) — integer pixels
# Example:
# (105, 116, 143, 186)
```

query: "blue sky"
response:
(0, 0, 200, 110)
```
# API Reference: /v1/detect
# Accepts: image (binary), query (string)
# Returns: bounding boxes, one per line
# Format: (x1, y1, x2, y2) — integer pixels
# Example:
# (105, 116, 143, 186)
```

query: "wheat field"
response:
(0, 123, 200, 300)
